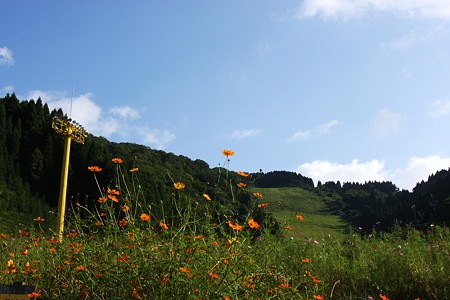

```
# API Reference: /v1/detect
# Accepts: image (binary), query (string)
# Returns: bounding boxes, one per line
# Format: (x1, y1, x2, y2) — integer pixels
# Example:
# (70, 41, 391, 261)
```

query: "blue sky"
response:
(2, 1, 450, 190)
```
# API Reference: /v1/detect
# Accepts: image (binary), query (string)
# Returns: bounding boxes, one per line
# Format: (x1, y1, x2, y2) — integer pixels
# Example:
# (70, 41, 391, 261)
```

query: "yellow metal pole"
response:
(56, 136, 72, 241)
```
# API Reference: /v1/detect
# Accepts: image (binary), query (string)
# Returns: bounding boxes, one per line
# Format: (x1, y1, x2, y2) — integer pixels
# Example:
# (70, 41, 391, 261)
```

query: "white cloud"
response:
(24, 89, 175, 148)
(287, 119, 339, 142)
(139, 128, 175, 150)
(372, 108, 405, 138)
(298, 159, 388, 184)
(230, 129, 261, 140)
(393, 155, 450, 190)
(296, 0, 450, 20)
(109, 106, 140, 119)
(428, 99, 450, 117)
(297, 155, 450, 190)
(287, 130, 311, 142)
(0, 47, 14, 66)
(1, 85, 14, 94)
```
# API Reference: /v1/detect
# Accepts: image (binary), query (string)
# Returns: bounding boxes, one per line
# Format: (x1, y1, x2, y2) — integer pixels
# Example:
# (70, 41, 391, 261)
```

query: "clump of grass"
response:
(0, 150, 448, 299)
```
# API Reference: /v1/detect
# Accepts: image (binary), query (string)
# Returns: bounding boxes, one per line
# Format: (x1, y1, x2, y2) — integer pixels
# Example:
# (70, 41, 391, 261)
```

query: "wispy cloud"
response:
(1, 85, 14, 94)
(296, 0, 450, 20)
(380, 26, 447, 52)
(287, 119, 340, 142)
(428, 99, 450, 117)
(372, 108, 405, 138)
(297, 154, 450, 190)
(230, 129, 261, 140)
(23, 90, 175, 149)
(110, 106, 140, 119)
(256, 42, 275, 59)
(0, 47, 14, 66)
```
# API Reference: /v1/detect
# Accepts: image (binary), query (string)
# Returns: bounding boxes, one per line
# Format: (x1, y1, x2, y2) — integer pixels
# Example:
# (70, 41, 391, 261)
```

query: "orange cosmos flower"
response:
(33, 217, 45, 222)
(379, 294, 390, 300)
(236, 171, 250, 177)
(95, 221, 103, 227)
(209, 271, 219, 279)
(27, 291, 41, 299)
(301, 258, 311, 263)
(252, 192, 262, 198)
(226, 220, 243, 231)
(140, 213, 150, 221)
(248, 218, 261, 229)
(173, 182, 185, 190)
(296, 215, 304, 221)
(107, 194, 119, 202)
(222, 149, 235, 157)
(121, 204, 130, 212)
(76, 265, 86, 271)
(313, 295, 324, 300)
(203, 194, 211, 201)
(129, 167, 139, 172)
(88, 166, 102, 172)
(118, 219, 128, 227)
(284, 225, 293, 230)
(160, 221, 169, 230)
(223, 296, 230, 300)
(179, 267, 191, 277)
(107, 188, 120, 195)
(258, 203, 268, 208)
(237, 182, 247, 188)
(97, 197, 107, 203)
(278, 283, 290, 289)
(112, 158, 123, 164)
(0, 233, 7, 238)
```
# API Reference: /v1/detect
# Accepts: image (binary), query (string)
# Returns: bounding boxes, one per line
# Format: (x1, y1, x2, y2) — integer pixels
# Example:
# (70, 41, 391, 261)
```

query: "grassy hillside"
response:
(251, 187, 348, 238)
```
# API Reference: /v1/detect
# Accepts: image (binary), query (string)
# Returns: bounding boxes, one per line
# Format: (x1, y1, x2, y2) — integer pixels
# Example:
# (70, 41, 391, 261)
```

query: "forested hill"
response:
(1, 94, 449, 233)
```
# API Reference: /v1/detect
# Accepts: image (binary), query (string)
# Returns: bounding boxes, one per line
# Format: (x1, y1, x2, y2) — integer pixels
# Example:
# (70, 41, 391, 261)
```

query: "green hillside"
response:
(251, 187, 348, 238)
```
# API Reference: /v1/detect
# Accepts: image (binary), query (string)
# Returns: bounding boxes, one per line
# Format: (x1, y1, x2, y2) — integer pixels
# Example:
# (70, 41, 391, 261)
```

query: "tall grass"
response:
(0, 152, 448, 299)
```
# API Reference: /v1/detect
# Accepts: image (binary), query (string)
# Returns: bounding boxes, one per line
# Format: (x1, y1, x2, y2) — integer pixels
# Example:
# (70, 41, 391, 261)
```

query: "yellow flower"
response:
(252, 192, 262, 198)
(173, 182, 185, 190)
(129, 167, 139, 172)
(222, 149, 235, 157)
(203, 194, 211, 201)
(237, 182, 247, 188)
(112, 158, 123, 164)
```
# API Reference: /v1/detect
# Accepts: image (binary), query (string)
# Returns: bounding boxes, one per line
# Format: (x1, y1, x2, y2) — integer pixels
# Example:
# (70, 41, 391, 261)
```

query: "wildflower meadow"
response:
(0, 150, 448, 299)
